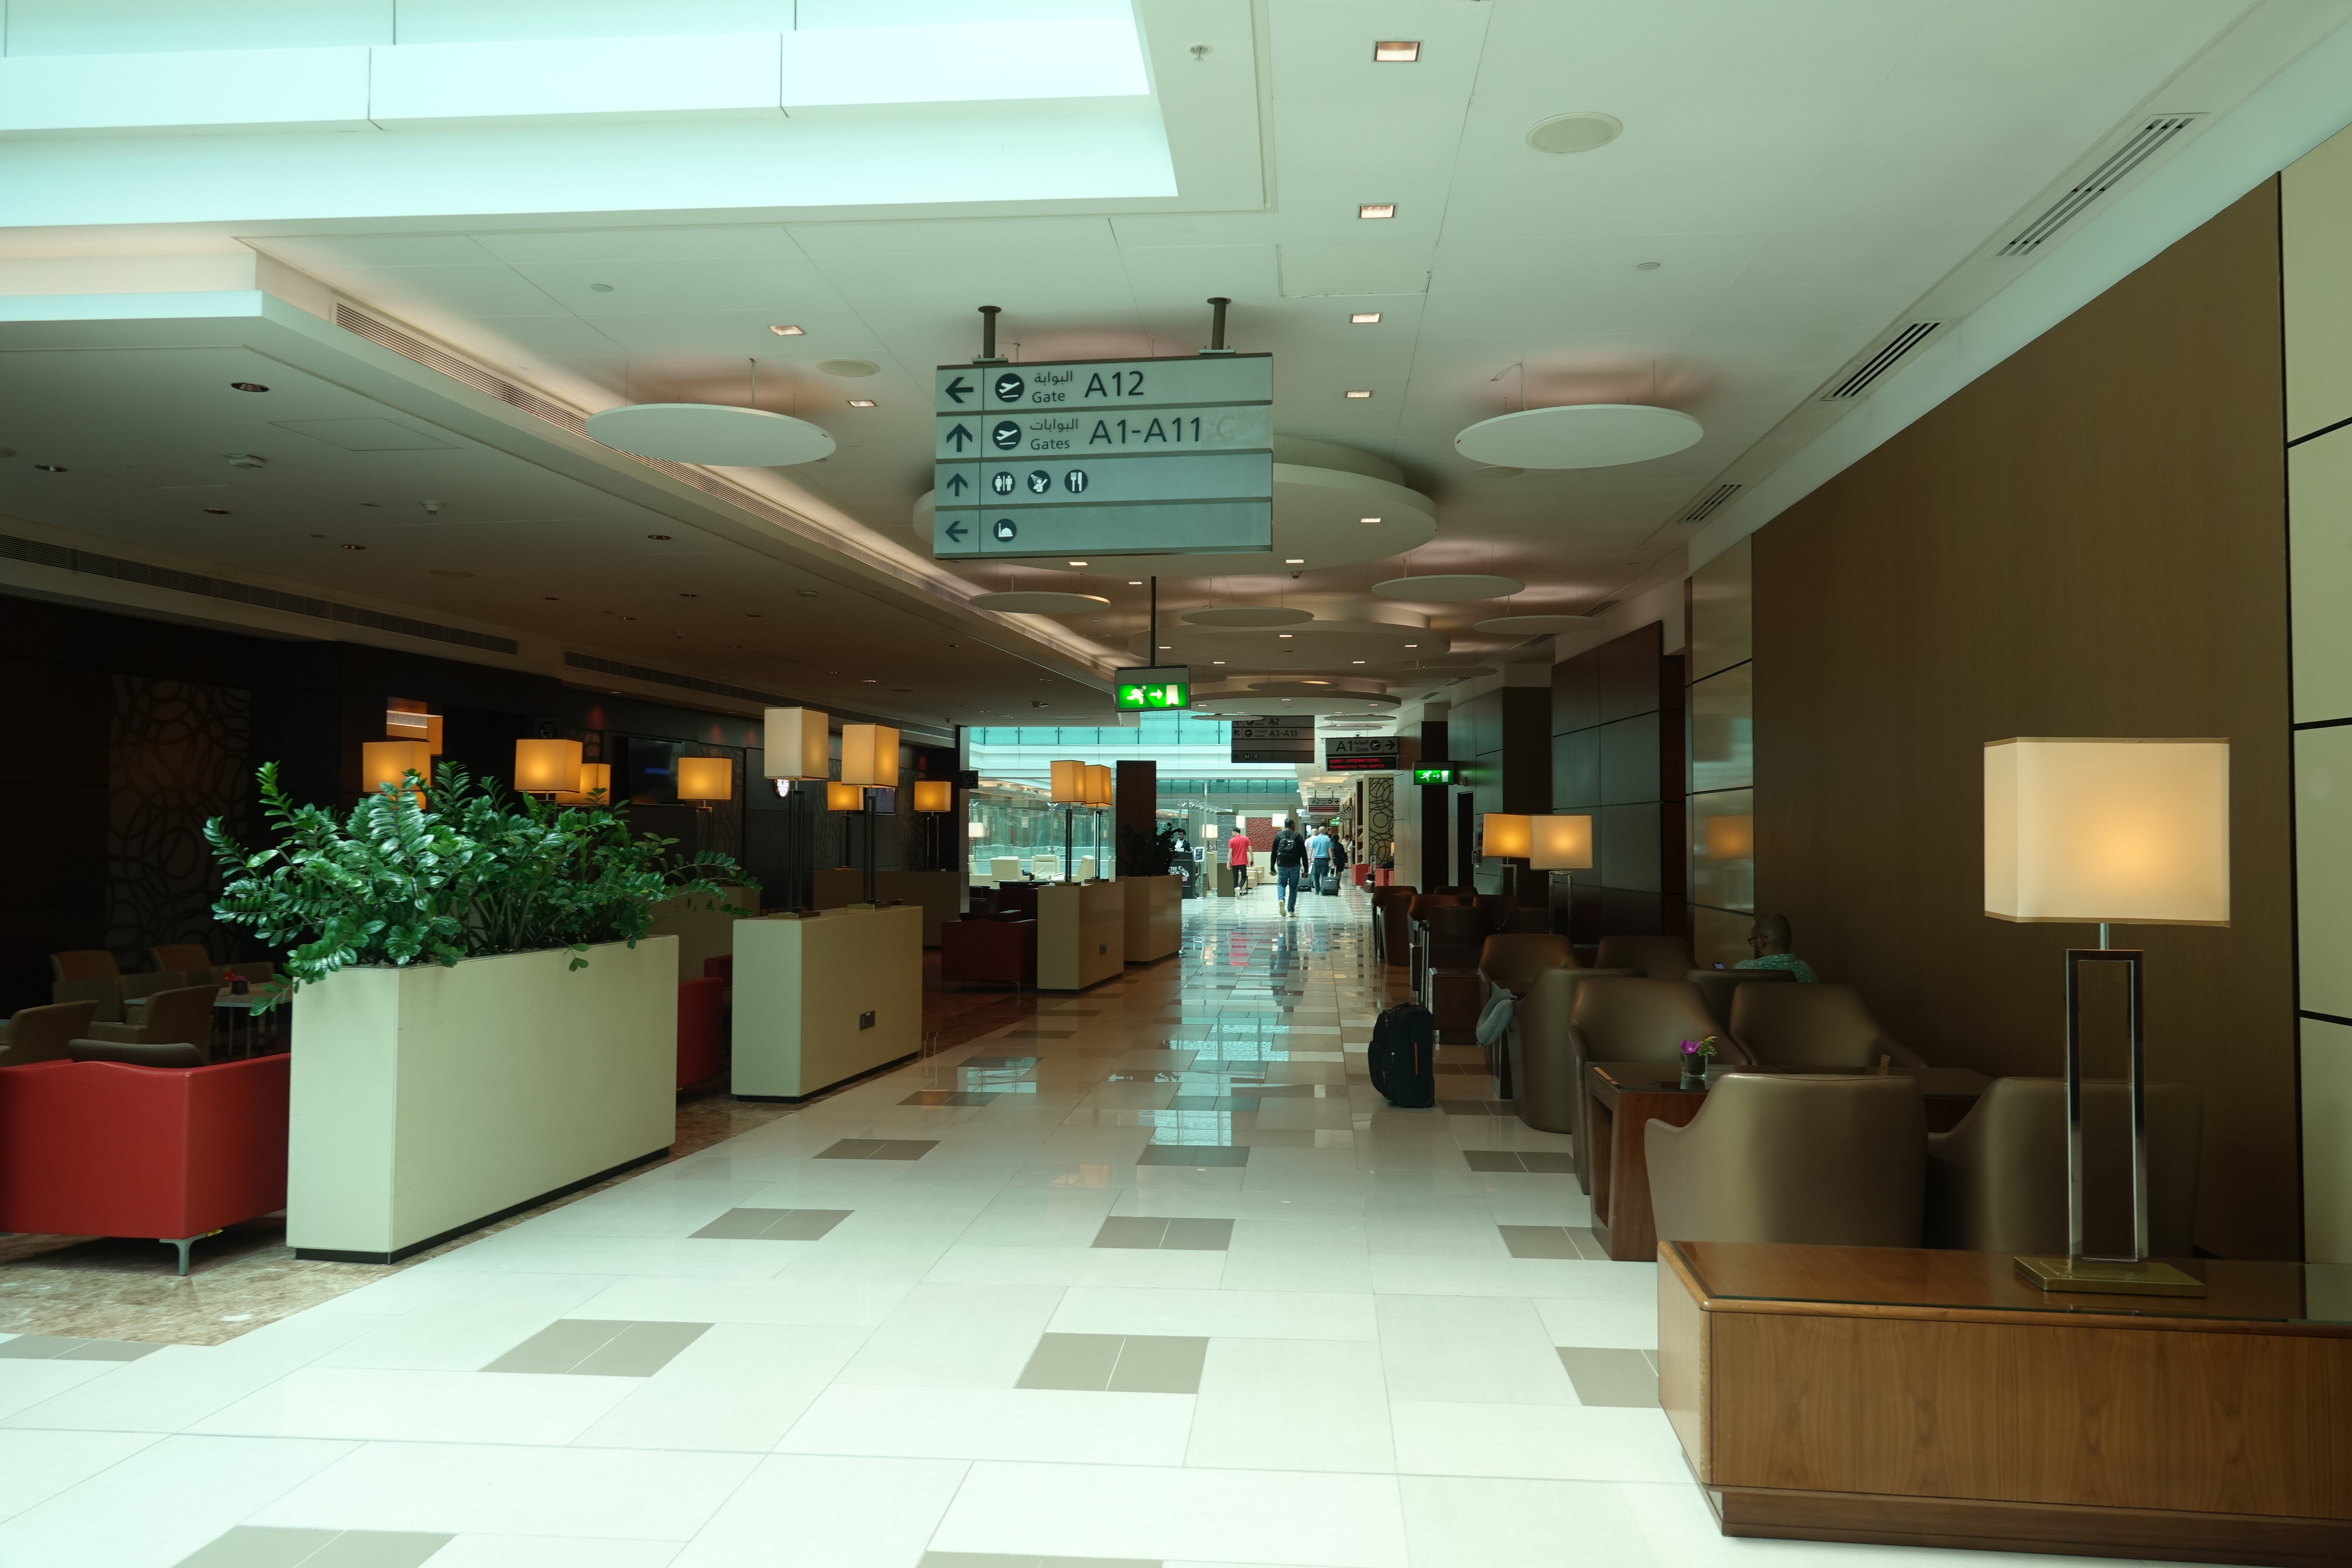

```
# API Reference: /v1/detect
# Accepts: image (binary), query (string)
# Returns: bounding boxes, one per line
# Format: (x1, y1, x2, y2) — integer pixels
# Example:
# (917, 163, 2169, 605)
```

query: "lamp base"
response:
(2013, 1255, 2207, 1298)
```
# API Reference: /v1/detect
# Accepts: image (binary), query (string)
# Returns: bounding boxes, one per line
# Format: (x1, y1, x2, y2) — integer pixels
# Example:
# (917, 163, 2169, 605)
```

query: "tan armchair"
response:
(1927, 1077, 2201, 1257)
(151, 944, 218, 984)
(1477, 934, 1573, 996)
(1511, 965, 1641, 1136)
(1729, 982, 1927, 1071)
(1594, 934, 1696, 978)
(50, 950, 128, 1025)
(1564, 977, 1728, 1191)
(1647, 1073, 1926, 1247)
(2, 1001, 100, 1065)
(1684, 966, 1794, 1031)
(85, 984, 220, 1061)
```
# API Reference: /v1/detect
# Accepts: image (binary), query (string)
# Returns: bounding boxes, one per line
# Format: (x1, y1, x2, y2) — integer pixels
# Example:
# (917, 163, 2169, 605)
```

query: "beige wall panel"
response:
(2290, 430, 2352, 724)
(1752, 183, 2296, 1259)
(1688, 534, 1753, 682)
(2307, 1018, 2352, 1264)
(1690, 663, 1754, 793)
(2283, 122, 2352, 441)
(2301, 724, 2352, 1021)
(1690, 786, 1756, 914)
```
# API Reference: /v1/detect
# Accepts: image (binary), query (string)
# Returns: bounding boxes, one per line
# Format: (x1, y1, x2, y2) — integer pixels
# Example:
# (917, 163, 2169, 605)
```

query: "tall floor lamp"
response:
(1984, 737, 2229, 1298)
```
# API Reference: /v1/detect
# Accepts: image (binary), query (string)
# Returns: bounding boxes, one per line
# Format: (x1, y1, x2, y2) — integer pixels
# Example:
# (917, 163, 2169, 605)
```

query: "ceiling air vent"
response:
(1998, 114, 2203, 257)
(1820, 322, 1940, 401)
(1681, 483, 1741, 523)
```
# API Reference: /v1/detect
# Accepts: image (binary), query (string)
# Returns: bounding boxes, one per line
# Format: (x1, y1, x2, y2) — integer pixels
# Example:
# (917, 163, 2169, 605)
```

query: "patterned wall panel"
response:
(105, 675, 252, 969)
(1364, 776, 1394, 864)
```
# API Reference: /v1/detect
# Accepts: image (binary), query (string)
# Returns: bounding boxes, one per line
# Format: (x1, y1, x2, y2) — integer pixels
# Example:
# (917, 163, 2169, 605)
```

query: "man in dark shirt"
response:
(1269, 818, 1309, 916)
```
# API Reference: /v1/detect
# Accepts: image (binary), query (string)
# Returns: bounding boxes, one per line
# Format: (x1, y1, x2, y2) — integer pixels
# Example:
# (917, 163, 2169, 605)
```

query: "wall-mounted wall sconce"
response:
(762, 707, 831, 781)
(677, 756, 733, 809)
(514, 738, 583, 797)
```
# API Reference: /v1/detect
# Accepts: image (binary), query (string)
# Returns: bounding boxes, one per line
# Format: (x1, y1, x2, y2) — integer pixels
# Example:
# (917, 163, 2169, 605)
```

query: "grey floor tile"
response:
(874, 1140, 939, 1160)
(1564, 1226, 1607, 1260)
(961, 1055, 1040, 1071)
(1108, 1334, 1209, 1394)
(1158, 1218, 1234, 1252)
(815, 1138, 887, 1160)
(1462, 1149, 1524, 1172)
(1016, 1333, 1125, 1391)
(761, 1208, 852, 1240)
(1092, 1217, 1171, 1250)
(690, 1208, 788, 1240)
(313, 1533, 458, 1567)
(903, 1090, 999, 1106)
(1440, 1101, 1495, 1117)
(921, 1555, 1159, 1568)
(0, 1334, 87, 1359)
(1519, 1152, 1576, 1175)
(570, 1320, 711, 1377)
(173, 1528, 452, 1568)
(482, 1319, 630, 1373)
(1135, 1143, 1249, 1167)
(1558, 1346, 1661, 1407)
(1498, 1224, 1579, 1259)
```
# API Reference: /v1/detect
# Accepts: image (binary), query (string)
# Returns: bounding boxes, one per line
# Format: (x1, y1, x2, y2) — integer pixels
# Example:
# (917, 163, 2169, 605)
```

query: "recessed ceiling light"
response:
(621, 614, 636, 620)
(590, 283, 615, 293)
(203, 508, 230, 515)
(1344, 390, 1373, 399)
(863, 678, 877, 684)
(543, 596, 559, 601)
(1526, 111, 1624, 155)
(797, 589, 820, 598)
(1353, 659, 1365, 664)
(1128, 580, 1143, 585)
(230, 381, 269, 393)
(769, 324, 805, 336)
(1636, 261, 1662, 271)
(1358, 203, 1396, 220)
(1350, 312, 1382, 325)
(1403, 642, 1419, 648)
(1158, 644, 1173, 650)
(846, 399, 877, 408)
(1278, 633, 1294, 639)
(747, 612, 764, 618)
(341, 543, 365, 550)
(1068, 560, 1088, 566)
(33, 463, 66, 472)
(647, 534, 671, 540)
(1359, 517, 1382, 525)
(1213, 659, 1226, 665)
(1373, 40, 1420, 62)
(1285, 558, 1304, 564)
(679, 592, 697, 598)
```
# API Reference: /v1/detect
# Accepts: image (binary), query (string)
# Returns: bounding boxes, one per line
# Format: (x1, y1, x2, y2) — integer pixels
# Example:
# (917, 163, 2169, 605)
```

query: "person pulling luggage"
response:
(1269, 818, 1310, 915)
(1306, 825, 1334, 897)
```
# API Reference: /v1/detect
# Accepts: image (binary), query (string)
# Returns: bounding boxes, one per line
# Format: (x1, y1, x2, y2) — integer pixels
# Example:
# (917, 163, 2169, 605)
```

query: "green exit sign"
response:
(1413, 766, 1457, 786)
(1115, 665, 1191, 711)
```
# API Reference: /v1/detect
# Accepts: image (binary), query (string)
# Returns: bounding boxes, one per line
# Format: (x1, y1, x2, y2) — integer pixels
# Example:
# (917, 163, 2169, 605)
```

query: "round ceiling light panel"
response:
(969, 590, 1111, 614)
(1454, 403, 1701, 469)
(584, 403, 834, 466)
(1182, 606, 1314, 628)
(1192, 691, 1399, 717)
(1371, 574, 1524, 603)
(1473, 614, 1595, 636)
(1526, 112, 1623, 155)
(816, 359, 880, 377)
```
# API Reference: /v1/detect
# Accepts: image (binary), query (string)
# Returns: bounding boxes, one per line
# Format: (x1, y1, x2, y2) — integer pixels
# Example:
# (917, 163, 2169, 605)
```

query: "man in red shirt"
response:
(1226, 825, 1252, 893)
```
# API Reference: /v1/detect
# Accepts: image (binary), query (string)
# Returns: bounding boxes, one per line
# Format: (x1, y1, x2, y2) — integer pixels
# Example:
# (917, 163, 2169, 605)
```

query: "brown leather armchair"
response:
(2, 1001, 100, 1065)
(1564, 977, 1729, 1191)
(1927, 1077, 2201, 1256)
(1729, 982, 1927, 1071)
(1594, 934, 1696, 978)
(1422, 904, 1495, 1041)
(1511, 965, 1641, 1136)
(1647, 1073, 1926, 1247)
(85, 984, 220, 1060)
(1477, 933, 1573, 996)
(1684, 966, 1794, 1031)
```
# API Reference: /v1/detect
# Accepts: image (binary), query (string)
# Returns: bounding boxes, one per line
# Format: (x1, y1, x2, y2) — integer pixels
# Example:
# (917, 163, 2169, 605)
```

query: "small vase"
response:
(1679, 1064, 1706, 1090)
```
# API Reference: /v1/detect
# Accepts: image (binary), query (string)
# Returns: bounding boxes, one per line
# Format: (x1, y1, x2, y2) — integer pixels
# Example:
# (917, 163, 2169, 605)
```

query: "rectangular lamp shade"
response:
(1086, 763, 1113, 807)
(1529, 814, 1593, 871)
(362, 740, 435, 799)
(762, 707, 830, 780)
(677, 756, 733, 802)
(513, 737, 583, 794)
(1984, 737, 2230, 926)
(826, 781, 864, 812)
(840, 723, 898, 787)
(1702, 814, 1754, 860)
(912, 779, 952, 812)
(1050, 759, 1085, 804)
(1481, 812, 1532, 860)
(577, 763, 612, 801)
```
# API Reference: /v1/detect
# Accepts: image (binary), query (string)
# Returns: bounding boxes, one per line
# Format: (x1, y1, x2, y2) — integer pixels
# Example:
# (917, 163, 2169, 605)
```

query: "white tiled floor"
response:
(0, 889, 2186, 1566)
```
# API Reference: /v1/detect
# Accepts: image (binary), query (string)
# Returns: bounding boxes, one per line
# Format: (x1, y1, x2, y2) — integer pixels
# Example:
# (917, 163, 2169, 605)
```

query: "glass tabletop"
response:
(1674, 1241, 2352, 1328)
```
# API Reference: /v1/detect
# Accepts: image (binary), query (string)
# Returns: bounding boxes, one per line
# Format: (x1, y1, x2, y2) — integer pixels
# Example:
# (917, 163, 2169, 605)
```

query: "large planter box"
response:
(1120, 875, 1183, 963)
(733, 905, 923, 1099)
(1037, 881, 1124, 991)
(287, 937, 677, 1263)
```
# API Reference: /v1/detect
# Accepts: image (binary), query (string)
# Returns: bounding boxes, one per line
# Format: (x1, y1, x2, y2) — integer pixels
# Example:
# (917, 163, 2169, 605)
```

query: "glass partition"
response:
(967, 785, 1114, 882)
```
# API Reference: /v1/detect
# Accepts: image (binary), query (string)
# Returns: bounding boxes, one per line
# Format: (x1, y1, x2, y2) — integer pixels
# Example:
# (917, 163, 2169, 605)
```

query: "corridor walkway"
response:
(1, 889, 1901, 1567)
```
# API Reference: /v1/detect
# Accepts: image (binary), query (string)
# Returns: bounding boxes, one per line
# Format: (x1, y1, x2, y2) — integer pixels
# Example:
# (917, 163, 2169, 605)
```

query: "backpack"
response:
(1368, 1002, 1437, 1108)
(1271, 831, 1307, 867)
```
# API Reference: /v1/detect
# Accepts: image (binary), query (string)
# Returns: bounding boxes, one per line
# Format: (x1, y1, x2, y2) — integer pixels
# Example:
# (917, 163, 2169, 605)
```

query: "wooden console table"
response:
(1659, 1240, 2352, 1566)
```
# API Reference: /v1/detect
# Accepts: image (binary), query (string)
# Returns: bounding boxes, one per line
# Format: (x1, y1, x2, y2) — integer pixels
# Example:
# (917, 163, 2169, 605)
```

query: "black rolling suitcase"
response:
(1368, 1001, 1437, 1108)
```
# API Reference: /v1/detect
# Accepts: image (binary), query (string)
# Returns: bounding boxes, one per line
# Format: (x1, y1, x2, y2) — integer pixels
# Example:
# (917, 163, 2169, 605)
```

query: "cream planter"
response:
(1121, 875, 1183, 963)
(733, 905, 923, 1099)
(1037, 880, 1125, 991)
(287, 936, 677, 1263)
(646, 884, 757, 981)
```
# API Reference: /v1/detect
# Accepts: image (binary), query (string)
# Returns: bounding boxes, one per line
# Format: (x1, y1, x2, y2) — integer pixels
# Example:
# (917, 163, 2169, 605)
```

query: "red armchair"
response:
(0, 1055, 290, 1274)
(940, 915, 1037, 990)
(677, 976, 725, 1088)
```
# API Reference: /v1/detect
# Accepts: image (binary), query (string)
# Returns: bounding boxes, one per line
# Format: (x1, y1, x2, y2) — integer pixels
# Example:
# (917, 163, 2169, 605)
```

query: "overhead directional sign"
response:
(1324, 736, 1406, 773)
(931, 354, 1273, 561)
(1232, 717, 1314, 765)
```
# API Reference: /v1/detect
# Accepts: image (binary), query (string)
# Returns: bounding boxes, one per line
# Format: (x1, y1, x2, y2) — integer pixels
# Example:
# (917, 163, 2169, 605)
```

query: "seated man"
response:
(1734, 912, 1818, 982)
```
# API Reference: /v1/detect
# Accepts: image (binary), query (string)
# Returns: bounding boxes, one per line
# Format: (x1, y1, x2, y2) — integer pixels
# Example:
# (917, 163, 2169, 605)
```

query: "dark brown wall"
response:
(1752, 181, 2295, 1258)
(1553, 624, 1687, 940)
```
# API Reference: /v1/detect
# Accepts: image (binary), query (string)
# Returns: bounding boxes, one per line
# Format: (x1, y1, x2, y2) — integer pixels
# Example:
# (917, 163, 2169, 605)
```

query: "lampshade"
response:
(1085, 763, 1113, 808)
(1050, 759, 1085, 804)
(1481, 812, 1532, 860)
(361, 740, 434, 802)
(577, 763, 612, 801)
(677, 756, 732, 802)
(1984, 737, 2230, 926)
(912, 779, 952, 812)
(514, 738, 583, 795)
(762, 707, 830, 780)
(826, 781, 863, 811)
(1702, 814, 1754, 860)
(1529, 813, 1593, 870)
(840, 723, 898, 787)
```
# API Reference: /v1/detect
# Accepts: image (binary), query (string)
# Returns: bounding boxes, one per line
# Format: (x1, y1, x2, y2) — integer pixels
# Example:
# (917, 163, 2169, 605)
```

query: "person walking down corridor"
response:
(1227, 825, 1252, 894)
(1270, 818, 1309, 915)
(1307, 824, 1334, 896)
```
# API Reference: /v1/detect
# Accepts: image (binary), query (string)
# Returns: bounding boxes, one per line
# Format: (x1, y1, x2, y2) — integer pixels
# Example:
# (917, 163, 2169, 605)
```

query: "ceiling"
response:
(1, 0, 2342, 730)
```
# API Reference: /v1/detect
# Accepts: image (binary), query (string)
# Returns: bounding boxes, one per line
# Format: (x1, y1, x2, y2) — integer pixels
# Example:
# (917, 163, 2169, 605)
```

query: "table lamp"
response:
(514, 738, 583, 798)
(1984, 737, 2228, 1298)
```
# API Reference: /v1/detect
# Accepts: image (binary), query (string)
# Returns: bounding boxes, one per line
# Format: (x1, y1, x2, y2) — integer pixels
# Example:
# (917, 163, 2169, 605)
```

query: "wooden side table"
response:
(1584, 1062, 1710, 1262)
